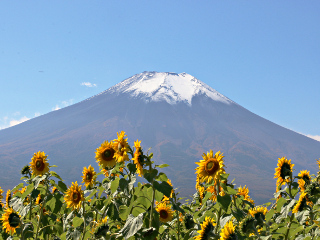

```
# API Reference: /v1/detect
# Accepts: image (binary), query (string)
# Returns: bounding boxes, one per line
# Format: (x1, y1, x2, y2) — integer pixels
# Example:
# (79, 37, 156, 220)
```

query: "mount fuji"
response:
(1, 71, 319, 203)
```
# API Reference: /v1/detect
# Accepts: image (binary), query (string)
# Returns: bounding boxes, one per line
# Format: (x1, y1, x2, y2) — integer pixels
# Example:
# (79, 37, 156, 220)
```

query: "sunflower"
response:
(29, 151, 49, 176)
(6, 189, 11, 208)
(249, 206, 267, 226)
(64, 181, 85, 210)
(133, 140, 144, 177)
(207, 183, 225, 202)
(82, 165, 97, 188)
(198, 186, 205, 204)
(36, 194, 42, 205)
(195, 150, 225, 184)
(220, 221, 237, 240)
(95, 141, 117, 168)
(0, 208, 21, 235)
(298, 170, 311, 191)
(274, 157, 294, 186)
(237, 185, 254, 205)
(194, 216, 215, 240)
(292, 191, 312, 213)
(113, 131, 130, 163)
(51, 187, 59, 194)
(0, 186, 3, 200)
(240, 216, 256, 235)
(156, 202, 174, 223)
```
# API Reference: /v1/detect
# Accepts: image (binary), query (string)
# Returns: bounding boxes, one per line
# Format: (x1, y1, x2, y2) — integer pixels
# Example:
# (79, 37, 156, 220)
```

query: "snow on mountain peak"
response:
(108, 71, 233, 105)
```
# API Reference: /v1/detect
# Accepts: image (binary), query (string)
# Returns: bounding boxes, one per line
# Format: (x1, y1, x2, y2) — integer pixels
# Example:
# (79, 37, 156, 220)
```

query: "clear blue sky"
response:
(0, 1, 319, 141)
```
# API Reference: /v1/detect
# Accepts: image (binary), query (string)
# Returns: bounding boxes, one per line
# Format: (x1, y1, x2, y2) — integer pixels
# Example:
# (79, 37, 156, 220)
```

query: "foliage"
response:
(0, 131, 320, 239)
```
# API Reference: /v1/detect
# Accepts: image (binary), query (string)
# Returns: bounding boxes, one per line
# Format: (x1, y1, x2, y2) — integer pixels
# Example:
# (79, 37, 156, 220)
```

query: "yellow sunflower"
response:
(113, 131, 130, 163)
(29, 151, 49, 176)
(156, 202, 174, 223)
(133, 140, 144, 177)
(198, 186, 205, 204)
(207, 184, 225, 202)
(82, 165, 97, 188)
(298, 170, 311, 191)
(249, 206, 267, 226)
(36, 194, 42, 205)
(195, 150, 225, 184)
(194, 216, 216, 240)
(220, 221, 237, 240)
(20, 186, 27, 194)
(292, 191, 313, 213)
(51, 187, 59, 194)
(0, 208, 21, 235)
(6, 189, 11, 208)
(95, 141, 117, 168)
(0, 186, 3, 200)
(64, 181, 85, 210)
(237, 185, 254, 205)
(274, 157, 294, 186)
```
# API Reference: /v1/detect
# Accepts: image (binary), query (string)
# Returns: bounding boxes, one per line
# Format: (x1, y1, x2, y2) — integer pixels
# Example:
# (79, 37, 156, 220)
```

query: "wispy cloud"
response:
(9, 116, 30, 127)
(52, 99, 74, 111)
(306, 135, 320, 142)
(81, 82, 97, 87)
(0, 112, 42, 130)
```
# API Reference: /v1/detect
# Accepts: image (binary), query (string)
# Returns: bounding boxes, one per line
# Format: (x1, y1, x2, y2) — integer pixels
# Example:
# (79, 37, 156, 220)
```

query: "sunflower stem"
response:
(149, 163, 156, 228)
(81, 200, 87, 240)
(284, 213, 294, 240)
(35, 175, 49, 240)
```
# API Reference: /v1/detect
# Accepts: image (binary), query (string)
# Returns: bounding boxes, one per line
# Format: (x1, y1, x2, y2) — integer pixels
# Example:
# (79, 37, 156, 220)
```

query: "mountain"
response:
(1, 71, 319, 204)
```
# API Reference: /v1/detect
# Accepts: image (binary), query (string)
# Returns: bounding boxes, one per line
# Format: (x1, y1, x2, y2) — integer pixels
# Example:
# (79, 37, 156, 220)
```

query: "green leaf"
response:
(107, 202, 119, 220)
(50, 171, 63, 181)
(144, 169, 158, 183)
(156, 172, 168, 182)
(46, 195, 56, 211)
(57, 181, 67, 193)
(225, 186, 237, 195)
(155, 164, 170, 168)
(111, 178, 120, 193)
(119, 205, 129, 221)
(85, 189, 97, 201)
(217, 194, 231, 211)
(154, 190, 164, 202)
(21, 183, 34, 199)
(276, 197, 287, 212)
(73, 216, 83, 228)
(265, 209, 275, 222)
(220, 173, 230, 181)
(11, 183, 24, 193)
(119, 213, 144, 239)
(153, 181, 173, 198)
(119, 178, 128, 192)
(127, 162, 137, 173)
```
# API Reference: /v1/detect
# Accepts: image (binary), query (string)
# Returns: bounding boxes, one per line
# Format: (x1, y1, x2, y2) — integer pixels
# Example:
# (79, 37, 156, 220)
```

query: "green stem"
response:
(284, 213, 295, 240)
(149, 164, 156, 228)
(35, 177, 49, 240)
(81, 201, 87, 240)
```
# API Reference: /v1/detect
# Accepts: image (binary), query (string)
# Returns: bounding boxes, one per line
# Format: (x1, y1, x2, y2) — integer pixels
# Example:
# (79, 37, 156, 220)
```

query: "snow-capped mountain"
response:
(107, 71, 233, 105)
(0, 71, 319, 204)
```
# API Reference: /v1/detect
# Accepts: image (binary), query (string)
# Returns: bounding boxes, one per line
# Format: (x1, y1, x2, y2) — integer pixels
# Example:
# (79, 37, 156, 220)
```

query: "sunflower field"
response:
(1, 131, 320, 239)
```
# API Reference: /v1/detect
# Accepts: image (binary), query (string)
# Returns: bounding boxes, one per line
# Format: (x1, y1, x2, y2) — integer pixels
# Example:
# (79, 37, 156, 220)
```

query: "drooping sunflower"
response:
(29, 151, 49, 176)
(195, 150, 225, 184)
(95, 141, 117, 168)
(6, 189, 11, 208)
(133, 140, 144, 177)
(0, 208, 21, 235)
(156, 202, 174, 223)
(298, 170, 311, 191)
(220, 221, 237, 240)
(274, 157, 294, 186)
(249, 206, 267, 226)
(113, 131, 130, 163)
(64, 181, 85, 210)
(237, 185, 254, 205)
(82, 165, 97, 188)
(292, 191, 313, 213)
(194, 216, 216, 240)
(51, 186, 59, 194)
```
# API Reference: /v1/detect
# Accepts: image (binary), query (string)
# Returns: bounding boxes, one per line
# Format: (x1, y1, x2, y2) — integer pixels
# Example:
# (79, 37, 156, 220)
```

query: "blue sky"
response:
(0, 1, 319, 141)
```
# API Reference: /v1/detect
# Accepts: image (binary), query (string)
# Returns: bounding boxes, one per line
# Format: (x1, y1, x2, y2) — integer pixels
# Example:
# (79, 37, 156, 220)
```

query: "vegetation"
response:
(0, 131, 320, 239)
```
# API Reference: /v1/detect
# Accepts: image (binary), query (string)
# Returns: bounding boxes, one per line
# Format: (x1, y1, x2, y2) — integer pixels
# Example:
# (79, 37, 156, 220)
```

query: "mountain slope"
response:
(0, 71, 319, 203)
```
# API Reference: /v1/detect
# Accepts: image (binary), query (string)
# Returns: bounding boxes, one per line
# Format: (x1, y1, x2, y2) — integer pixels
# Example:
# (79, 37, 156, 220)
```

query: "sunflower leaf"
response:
(73, 216, 83, 228)
(110, 178, 120, 193)
(119, 213, 144, 239)
(50, 171, 63, 181)
(217, 194, 231, 211)
(155, 164, 170, 168)
(57, 181, 67, 193)
(144, 169, 158, 183)
(21, 183, 34, 199)
(153, 181, 173, 198)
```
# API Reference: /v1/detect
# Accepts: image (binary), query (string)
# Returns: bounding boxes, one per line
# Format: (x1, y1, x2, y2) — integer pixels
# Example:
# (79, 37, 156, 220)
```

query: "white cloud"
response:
(9, 116, 30, 127)
(52, 99, 74, 111)
(81, 82, 97, 87)
(306, 135, 320, 142)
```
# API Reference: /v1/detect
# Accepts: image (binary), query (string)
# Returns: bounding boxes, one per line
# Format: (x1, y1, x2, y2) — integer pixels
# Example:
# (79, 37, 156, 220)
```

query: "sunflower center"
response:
(159, 210, 169, 219)
(8, 212, 20, 228)
(86, 173, 92, 181)
(205, 159, 219, 175)
(35, 159, 45, 171)
(103, 149, 115, 161)
(302, 175, 311, 186)
(280, 162, 292, 180)
(73, 192, 80, 203)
